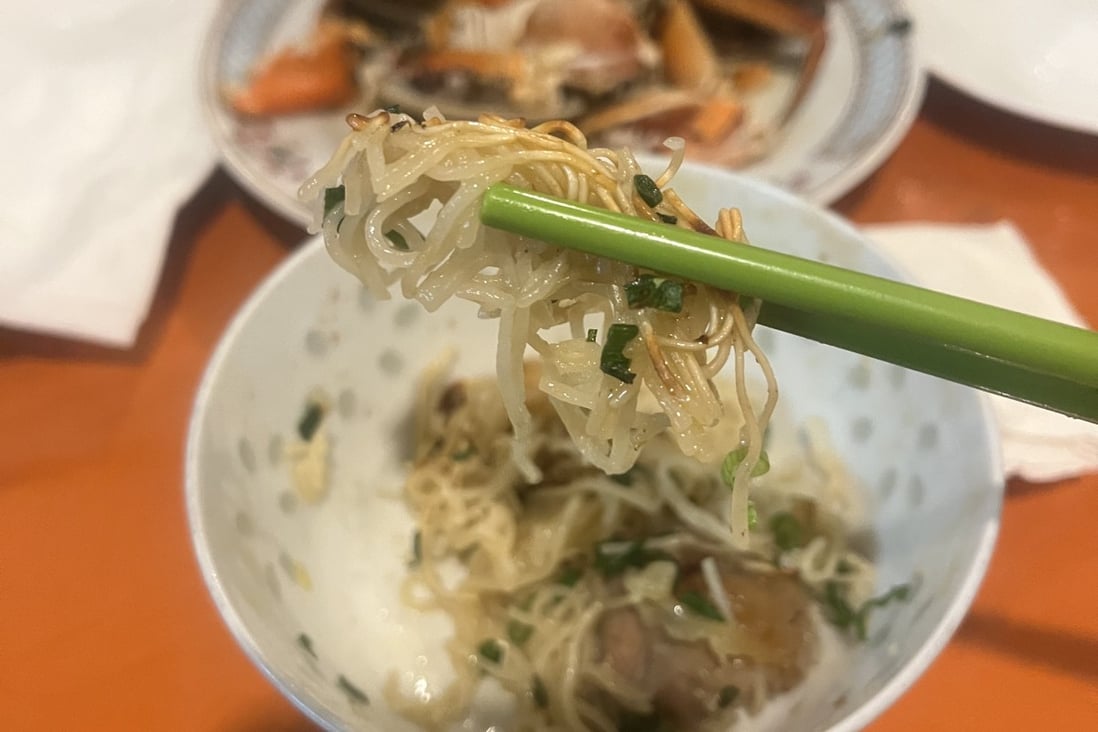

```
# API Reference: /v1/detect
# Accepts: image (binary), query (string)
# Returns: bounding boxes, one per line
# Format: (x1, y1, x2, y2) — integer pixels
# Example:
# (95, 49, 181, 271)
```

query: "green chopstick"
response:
(480, 184, 1098, 423)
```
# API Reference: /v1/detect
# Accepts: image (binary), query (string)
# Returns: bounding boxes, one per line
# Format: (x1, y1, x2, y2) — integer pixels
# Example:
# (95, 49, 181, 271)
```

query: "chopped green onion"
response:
(410, 531, 422, 567)
(836, 558, 854, 575)
(586, 328, 598, 343)
(531, 675, 549, 708)
(594, 539, 672, 577)
(507, 619, 534, 646)
(747, 501, 758, 530)
(888, 18, 912, 35)
(297, 401, 325, 441)
(656, 280, 683, 313)
(557, 565, 584, 587)
(384, 104, 401, 113)
(600, 323, 640, 384)
(624, 274, 685, 313)
(477, 639, 503, 664)
(323, 185, 346, 219)
(451, 444, 476, 461)
(718, 685, 739, 708)
(337, 675, 370, 704)
(677, 590, 725, 622)
(657, 213, 678, 225)
(385, 230, 409, 251)
(624, 275, 656, 308)
(720, 445, 770, 485)
(769, 512, 805, 552)
(822, 581, 912, 641)
(821, 581, 858, 632)
(633, 174, 663, 207)
(297, 632, 317, 659)
(860, 584, 912, 618)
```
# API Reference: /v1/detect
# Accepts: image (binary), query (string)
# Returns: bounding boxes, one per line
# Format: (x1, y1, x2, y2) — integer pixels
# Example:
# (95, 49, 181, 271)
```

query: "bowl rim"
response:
(184, 235, 347, 731)
(184, 167, 1004, 732)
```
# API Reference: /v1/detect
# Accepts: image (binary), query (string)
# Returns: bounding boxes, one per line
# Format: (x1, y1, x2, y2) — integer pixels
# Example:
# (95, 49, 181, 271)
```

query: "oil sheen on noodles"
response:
(299, 108, 776, 549)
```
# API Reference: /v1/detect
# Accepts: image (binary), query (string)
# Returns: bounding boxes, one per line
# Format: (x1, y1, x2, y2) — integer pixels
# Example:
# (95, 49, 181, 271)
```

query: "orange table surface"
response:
(2, 82, 1097, 730)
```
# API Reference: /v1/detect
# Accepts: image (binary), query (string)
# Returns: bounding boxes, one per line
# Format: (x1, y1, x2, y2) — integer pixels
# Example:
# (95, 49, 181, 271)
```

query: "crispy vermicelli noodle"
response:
(300, 108, 775, 544)
(379, 370, 875, 731)
(300, 110, 897, 731)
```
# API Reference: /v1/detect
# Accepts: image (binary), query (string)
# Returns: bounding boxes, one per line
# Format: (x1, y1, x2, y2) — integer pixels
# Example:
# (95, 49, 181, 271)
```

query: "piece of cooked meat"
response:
(597, 563, 816, 728)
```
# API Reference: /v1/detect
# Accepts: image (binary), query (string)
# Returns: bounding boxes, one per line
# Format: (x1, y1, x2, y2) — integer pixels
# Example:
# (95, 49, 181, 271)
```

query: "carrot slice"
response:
(229, 24, 357, 117)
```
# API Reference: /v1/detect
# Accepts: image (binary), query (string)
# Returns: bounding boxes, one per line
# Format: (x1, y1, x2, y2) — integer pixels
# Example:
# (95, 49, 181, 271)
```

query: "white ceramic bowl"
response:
(185, 163, 1003, 731)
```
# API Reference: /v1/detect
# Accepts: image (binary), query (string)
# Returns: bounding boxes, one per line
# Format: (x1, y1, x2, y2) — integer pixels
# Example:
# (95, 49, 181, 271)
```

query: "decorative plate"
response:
(200, 0, 924, 225)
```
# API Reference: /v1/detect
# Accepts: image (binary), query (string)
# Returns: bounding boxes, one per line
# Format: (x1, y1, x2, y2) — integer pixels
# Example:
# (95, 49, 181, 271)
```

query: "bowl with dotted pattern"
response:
(185, 161, 1003, 731)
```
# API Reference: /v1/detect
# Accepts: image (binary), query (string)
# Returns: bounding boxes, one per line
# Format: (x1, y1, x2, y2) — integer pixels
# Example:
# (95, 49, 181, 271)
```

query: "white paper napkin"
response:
(864, 220, 1098, 482)
(0, 1, 220, 347)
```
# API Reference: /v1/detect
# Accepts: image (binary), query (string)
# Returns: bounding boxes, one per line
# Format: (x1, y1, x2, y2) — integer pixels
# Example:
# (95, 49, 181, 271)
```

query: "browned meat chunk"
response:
(597, 564, 816, 728)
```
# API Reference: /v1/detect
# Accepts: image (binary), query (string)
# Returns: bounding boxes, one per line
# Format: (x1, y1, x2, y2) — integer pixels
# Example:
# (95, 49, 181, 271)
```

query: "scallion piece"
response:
(557, 566, 583, 587)
(625, 275, 657, 308)
(633, 174, 663, 207)
(297, 401, 325, 441)
(600, 323, 639, 383)
(410, 530, 422, 567)
(888, 18, 912, 35)
(858, 584, 912, 631)
(507, 620, 534, 646)
(822, 581, 858, 632)
(594, 540, 672, 577)
(657, 213, 678, 225)
(658, 280, 683, 312)
(624, 274, 685, 313)
(586, 328, 598, 342)
(323, 185, 345, 219)
(478, 639, 503, 664)
(720, 445, 770, 485)
(337, 675, 370, 704)
(532, 675, 549, 708)
(678, 590, 725, 621)
(822, 581, 912, 640)
(769, 512, 805, 552)
(297, 632, 317, 659)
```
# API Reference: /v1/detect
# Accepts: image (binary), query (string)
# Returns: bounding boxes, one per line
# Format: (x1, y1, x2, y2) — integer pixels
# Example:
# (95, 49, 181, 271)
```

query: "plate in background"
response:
(911, 0, 1098, 134)
(201, 0, 924, 226)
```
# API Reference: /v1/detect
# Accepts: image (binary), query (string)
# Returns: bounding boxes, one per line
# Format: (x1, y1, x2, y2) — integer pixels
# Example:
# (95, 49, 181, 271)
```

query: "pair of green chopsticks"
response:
(480, 184, 1098, 424)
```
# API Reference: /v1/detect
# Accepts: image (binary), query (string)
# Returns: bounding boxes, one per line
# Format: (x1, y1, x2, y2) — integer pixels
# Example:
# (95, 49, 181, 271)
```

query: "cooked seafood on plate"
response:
(227, 0, 830, 166)
(203, 0, 921, 219)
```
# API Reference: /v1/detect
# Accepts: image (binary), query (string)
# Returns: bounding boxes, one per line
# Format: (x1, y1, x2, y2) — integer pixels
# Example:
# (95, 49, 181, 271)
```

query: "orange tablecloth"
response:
(2, 82, 1097, 730)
